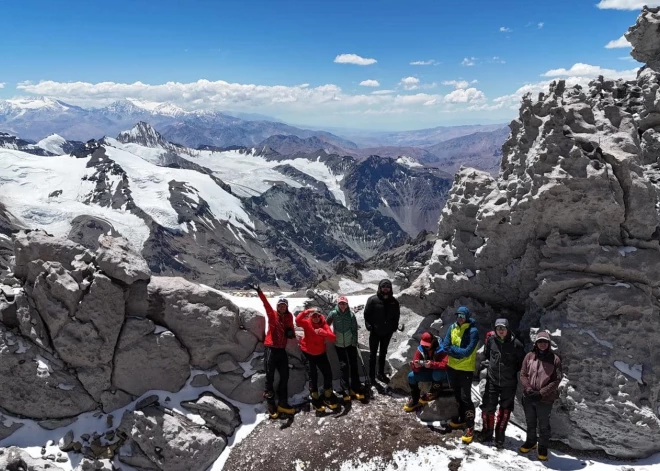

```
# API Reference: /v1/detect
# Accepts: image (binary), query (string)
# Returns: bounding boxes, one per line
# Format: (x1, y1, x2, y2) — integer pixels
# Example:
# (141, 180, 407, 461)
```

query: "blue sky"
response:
(0, 0, 651, 130)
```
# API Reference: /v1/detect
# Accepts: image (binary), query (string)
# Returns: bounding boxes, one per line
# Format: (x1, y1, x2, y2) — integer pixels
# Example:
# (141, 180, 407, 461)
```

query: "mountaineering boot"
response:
(341, 390, 351, 403)
(350, 387, 365, 401)
(461, 410, 476, 444)
(474, 412, 495, 443)
(310, 391, 325, 413)
(419, 382, 443, 404)
(537, 445, 549, 461)
(448, 416, 466, 429)
(263, 391, 278, 419)
(494, 409, 511, 449)
(277, 402, 295, 415)
(323, 389, 339, 410)
(404, 383, 422, 412)
(518, 441, 537, 453)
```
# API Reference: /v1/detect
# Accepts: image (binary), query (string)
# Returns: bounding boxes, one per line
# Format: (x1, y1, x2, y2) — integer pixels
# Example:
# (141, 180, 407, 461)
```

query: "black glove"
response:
(526, 390, 542, 401)
(248, 283, 261, 292)
(285, 328, 295, 339)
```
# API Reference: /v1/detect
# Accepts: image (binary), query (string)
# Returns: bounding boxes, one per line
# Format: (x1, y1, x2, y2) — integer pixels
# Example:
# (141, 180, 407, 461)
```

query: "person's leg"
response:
(263, 347, 278, 416)
(275, 349, 290, 408)
(317, 353, 333, 391)
(377, 333, 393, 379)
(404, 370, 431, 410)
(459, 371, 476, 442)
(335, 346, 350, 392)
(368, 332, 379, 381)
(521, 398, 539, 451)
(347, 346, 362, 391)
(449, 367, 465, 425)
(303, 352, 319, 393)
(476, 381, 497, 442)
(495, 385, 516, 448)
(537, 402, 553, 454)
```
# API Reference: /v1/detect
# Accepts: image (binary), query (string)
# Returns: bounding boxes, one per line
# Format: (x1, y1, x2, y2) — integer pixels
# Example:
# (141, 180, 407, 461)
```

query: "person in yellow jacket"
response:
(443, 306, 479, 444)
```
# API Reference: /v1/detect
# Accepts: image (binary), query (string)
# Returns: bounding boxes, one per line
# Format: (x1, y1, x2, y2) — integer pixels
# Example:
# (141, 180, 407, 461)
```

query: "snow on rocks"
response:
(397, 7, 660, 459)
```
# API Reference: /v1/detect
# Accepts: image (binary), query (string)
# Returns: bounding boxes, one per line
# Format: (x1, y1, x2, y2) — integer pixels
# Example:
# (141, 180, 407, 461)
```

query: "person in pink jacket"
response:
(296, 308, 338, 412)
(519, 331, 563, 461)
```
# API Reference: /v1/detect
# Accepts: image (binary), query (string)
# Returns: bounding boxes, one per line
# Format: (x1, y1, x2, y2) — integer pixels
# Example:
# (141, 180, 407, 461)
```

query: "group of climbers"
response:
(402, 308, 563, 461)
(252, 280, 562, 462)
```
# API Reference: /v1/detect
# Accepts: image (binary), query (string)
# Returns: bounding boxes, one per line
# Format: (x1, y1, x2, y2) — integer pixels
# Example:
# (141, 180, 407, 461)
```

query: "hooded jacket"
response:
(364, 279, 400, 336)
(326, 305, 358, 348)
(483, 322, 525, 389)
(443, 317, 479, 372)
(520, 344, 563, 403)
(258, 290, 295, 349)
(411, 341, 449, 373)
(295, 309, 336, 355)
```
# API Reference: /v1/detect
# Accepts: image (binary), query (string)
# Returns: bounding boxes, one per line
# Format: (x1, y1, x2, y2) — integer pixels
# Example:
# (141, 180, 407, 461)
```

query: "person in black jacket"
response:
(475, 318, 525, 448)
(364, 279, 400, 384)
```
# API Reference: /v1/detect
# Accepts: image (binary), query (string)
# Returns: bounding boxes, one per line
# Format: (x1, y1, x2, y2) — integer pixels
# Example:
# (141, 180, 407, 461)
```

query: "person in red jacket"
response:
(251, 284, 296, 419)
(296, 307, 338, 412)
(403, 332, 449, 412)
(519, 330, 563, 461)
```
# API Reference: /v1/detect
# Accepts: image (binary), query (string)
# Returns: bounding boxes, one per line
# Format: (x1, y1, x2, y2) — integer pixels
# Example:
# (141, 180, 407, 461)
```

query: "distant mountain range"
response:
(0, 122, 454, 288)
(0, 96, 510, 174)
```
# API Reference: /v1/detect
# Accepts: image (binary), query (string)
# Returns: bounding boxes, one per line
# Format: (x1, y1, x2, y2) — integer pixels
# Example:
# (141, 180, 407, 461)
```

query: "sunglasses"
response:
(495, 326, 507, 330)
(338, 302, 348, 306)
(537, 339, 550, 344)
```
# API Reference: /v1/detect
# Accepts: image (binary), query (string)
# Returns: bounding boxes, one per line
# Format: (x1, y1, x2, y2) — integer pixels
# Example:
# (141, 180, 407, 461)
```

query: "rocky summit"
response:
(398, 6, 660, 459)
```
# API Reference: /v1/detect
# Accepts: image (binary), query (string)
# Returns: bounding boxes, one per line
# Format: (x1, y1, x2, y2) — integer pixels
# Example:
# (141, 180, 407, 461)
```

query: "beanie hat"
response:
(276, 298, 288, 307)
(420, 332, 434, 347)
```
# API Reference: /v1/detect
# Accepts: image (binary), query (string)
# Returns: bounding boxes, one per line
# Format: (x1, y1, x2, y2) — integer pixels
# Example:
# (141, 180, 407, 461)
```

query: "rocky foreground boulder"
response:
(0, 230, 304, 470)
(398, 6, 660, 459)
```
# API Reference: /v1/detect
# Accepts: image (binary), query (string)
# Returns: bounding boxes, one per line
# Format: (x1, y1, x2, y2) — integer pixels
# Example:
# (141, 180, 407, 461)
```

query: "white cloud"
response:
(399, 76, 420, 90)
(491, 56, 506, 64)
(444, 87, 486, 104)
(605, 35, 631, 49)
(371, 90, 395, 95)
(334, 53, 377, 65)
(499, 26, 512, 32)
(542, 62, 638, 80)
(538, 22, 544, 28)
(410, 60, 437, 66)
(442, 80, 470, 89)
(359, 79, 380, 87)
(596, 0, 660, 9)
(0, 82, 4, 89)
(461, 57, 476, 66)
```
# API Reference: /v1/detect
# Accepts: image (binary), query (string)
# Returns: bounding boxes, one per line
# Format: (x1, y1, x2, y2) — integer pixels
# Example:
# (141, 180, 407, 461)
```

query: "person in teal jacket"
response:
(327, 296, 365, 401)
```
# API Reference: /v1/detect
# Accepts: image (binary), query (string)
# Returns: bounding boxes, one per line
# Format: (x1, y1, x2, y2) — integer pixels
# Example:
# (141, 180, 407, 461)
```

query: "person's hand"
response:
(527, 390, 541, 400)
(315, 328, 327, 336)
(248, 283, 260, 292)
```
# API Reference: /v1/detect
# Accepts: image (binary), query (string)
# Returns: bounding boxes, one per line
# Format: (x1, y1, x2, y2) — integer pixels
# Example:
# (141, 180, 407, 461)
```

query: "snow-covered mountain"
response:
(0, 97, 358, 150)
(0, 123, 453, 288)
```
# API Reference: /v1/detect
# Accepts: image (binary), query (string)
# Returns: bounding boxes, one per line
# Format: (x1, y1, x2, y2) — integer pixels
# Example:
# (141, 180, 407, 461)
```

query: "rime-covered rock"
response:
(399, 8, 660, 458)
(117, 406, 225, 471)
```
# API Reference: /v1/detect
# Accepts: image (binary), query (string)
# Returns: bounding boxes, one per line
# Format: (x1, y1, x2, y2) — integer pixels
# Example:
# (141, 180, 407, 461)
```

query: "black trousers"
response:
(303, 351, 333, 391)
(264, 347, 289, 404)
(335, 345, 361, 391)
(523, 397, 553, 447)
(481, 381, 517, 413)
(449, 367, 475, 425)
(369, 331, 393, 379)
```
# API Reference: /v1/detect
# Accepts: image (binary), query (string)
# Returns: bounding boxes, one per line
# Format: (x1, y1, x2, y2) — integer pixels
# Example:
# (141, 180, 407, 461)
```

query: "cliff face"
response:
(400, 7, 660, 458)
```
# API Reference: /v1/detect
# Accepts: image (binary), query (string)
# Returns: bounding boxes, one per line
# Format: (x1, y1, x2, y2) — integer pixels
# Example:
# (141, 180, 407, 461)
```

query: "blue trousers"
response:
(408, 369, 449, 385)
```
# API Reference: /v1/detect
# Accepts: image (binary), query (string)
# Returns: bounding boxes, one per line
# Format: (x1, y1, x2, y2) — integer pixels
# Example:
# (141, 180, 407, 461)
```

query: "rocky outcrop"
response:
(180, 392, 241, 437)
(95, 235, 151, 285)
(117, 406, 226, 471)
(399, 7, 660, 459)
(0, 447, 66, 471)
(112, 318, 190, 396)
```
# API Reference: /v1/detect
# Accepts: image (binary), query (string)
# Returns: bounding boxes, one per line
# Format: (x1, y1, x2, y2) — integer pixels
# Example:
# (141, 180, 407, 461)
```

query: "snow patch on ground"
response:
(614, 361, 644, 384)
(36, 134, 67, 155)
(396, 156, 422, 168)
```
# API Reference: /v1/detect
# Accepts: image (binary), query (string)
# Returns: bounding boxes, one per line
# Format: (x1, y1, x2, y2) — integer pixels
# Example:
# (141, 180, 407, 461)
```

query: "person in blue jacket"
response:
(443, 306, 480, 443)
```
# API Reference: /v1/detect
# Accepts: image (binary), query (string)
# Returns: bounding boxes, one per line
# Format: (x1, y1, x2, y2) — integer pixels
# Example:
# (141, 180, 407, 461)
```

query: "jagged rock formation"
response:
(0, 230, 303, 469)
(399, 6, 660, 458)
